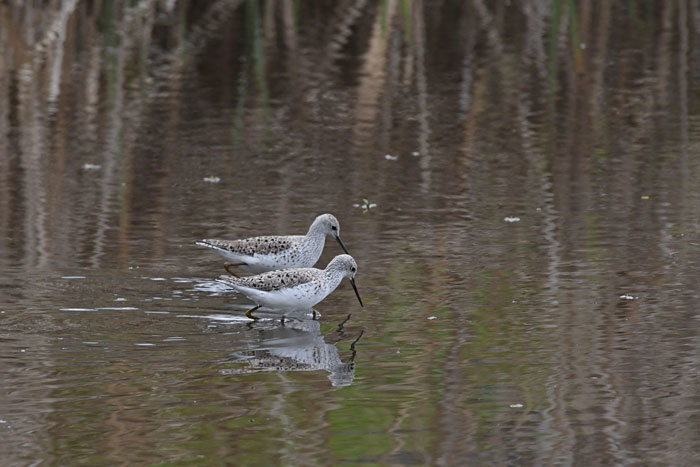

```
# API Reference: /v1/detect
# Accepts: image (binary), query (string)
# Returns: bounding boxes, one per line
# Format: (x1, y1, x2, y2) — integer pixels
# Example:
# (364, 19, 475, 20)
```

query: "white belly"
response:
(236, 282, 330, 311)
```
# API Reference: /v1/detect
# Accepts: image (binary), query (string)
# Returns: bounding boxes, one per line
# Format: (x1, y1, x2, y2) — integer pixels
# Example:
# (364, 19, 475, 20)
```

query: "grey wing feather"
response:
(199, 236, 296, 255)
(220, 268, 321, 291)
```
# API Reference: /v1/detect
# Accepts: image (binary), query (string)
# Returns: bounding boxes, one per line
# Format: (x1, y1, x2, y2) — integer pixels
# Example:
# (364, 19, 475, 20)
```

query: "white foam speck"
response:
(504, 217, 521, 223)
(177, 314, 252, 322)
(193, 281, 234, 294)
(163, 337, 186, 342)
(61, 276, 86, 279)
(510, 403, 524, 408)
(172, 278, 195, 283)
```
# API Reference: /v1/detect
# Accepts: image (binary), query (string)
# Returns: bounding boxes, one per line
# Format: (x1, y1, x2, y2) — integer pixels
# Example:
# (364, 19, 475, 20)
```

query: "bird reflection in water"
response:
(220, 311, 363, 387)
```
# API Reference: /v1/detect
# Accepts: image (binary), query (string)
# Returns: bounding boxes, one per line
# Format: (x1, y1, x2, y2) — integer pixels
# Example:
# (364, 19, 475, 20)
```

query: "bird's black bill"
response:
(350, 278, 364, 307)
(335, 235, 350, 255)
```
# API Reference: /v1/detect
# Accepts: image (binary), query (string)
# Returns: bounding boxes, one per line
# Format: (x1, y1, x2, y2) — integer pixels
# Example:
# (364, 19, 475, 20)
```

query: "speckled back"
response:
(204, 235, 298, 256)
(225, 268, 324, 291)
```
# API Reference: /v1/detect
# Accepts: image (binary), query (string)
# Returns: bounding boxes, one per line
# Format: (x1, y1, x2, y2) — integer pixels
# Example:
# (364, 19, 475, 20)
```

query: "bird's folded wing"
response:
(200, 235, 297, 256)
(220, 268, 320, 291)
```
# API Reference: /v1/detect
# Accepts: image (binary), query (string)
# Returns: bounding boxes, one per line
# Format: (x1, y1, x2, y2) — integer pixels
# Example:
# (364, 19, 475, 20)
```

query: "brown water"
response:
(2, 1, 700, 465)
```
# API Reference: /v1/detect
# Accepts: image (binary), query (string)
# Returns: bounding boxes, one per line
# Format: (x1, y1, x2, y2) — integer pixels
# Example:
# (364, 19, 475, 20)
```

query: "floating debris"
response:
(641, 195, 650, 200)
(353, 198, 377, 213)
(81, 163, 102, 170)
(384, 154, 398, 161)
(427, 316, 438, 320)
(509, 403, 524, 408)
(504, 217, 521, 223)
(411, 151, 420, 157)
(619, 294, 636, 300)
(203, 176, 221, 183)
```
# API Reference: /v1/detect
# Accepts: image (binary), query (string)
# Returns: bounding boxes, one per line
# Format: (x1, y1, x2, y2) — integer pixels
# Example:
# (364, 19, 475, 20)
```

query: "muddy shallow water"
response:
(2, 1, 700, 465)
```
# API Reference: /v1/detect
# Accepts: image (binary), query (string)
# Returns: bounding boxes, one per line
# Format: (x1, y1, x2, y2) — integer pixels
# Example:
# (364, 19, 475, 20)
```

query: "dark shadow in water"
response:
(220, 311, 362, 387)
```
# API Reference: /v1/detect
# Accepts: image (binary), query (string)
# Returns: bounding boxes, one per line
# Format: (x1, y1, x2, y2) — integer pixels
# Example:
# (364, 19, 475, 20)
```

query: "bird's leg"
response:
(336, 313, 352, 333)
(280, 315, 286, 326)
(349, 329, 364, 362)
(224, 263, 246, 277)
(245, 305, 261, 319)
(350, 329, 364, 349)
(312, 309, 318, 320)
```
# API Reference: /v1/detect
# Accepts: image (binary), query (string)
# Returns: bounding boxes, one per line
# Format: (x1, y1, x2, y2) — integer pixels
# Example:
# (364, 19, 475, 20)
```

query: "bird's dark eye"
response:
(331, 226, 337, 231)
(351, 267, 356, 272)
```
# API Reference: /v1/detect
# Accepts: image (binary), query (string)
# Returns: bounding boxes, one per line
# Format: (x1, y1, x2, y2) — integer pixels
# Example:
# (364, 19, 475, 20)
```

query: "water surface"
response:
(1, 1, 700, 465)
